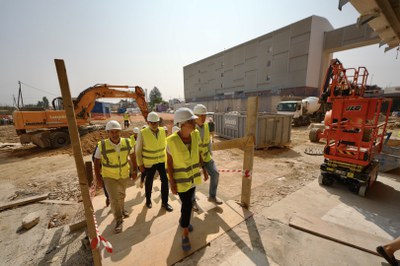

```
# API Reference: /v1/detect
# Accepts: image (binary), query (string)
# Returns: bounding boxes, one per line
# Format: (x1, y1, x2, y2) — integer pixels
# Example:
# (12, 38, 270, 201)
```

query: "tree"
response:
(149, 87, 163, 110)
(37, 96, 49, 108)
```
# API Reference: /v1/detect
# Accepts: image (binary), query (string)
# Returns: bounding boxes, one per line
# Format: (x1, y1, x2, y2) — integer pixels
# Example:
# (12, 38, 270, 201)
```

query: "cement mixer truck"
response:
(277, 96, 323, 126)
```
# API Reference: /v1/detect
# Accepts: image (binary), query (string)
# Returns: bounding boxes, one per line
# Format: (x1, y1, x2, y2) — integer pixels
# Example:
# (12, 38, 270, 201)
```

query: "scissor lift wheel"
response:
(358, 184, 368, 197)
(318, 173, 334, 186)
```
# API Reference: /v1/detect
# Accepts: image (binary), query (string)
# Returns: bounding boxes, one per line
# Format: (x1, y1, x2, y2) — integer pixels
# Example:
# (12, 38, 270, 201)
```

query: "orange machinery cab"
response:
(13, 110, 87, 133)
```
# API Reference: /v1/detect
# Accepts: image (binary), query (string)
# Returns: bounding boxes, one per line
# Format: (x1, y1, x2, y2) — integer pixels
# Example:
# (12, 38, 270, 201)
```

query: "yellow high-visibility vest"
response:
(167, 131, 202, 193)
(123, 113, 129, 120)
(99, 138, 131, 179)
(141, 127, 166, 167)
(198, 122, 212, 163)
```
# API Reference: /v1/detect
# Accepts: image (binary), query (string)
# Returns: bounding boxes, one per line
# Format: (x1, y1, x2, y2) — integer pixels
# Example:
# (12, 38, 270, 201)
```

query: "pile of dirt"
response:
(0, 125, 19, 143)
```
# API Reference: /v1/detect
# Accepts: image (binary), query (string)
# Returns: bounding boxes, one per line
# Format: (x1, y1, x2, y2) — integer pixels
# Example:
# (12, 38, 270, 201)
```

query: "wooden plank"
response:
(40, 199, 78, 205)
(90, 184, 252, 265)
(69, 219, 87, 232)
(55, 59, 102, 265)
(289, 214, 390, 256)
(0, 193, 49, 211)
(101, 199, 252, 266)
(212, 136, 252, 151)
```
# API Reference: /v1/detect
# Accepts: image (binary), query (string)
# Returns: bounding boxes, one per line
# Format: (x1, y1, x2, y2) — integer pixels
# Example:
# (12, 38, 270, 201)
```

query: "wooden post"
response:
(54, 59, 102, 266)
(241, 96, 257, 208)
(85, 161, 94, 187)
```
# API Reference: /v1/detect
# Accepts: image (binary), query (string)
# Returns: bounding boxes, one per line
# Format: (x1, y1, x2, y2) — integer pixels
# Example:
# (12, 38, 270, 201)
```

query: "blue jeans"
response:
(205, 159, 219, 198)
(192, 159, 219, 202)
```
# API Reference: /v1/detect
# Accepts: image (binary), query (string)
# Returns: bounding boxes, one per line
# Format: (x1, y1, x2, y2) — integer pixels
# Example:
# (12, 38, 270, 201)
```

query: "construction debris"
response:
(0, 193, 49, 212)
(22, 212, 40, 229)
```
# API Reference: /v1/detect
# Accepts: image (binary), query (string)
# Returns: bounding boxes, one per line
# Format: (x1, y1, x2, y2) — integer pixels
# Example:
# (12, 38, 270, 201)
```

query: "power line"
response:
(19, 81, 59, 97)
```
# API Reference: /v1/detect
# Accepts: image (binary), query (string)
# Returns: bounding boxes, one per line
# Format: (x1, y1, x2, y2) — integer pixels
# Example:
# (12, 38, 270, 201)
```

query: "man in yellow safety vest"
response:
(136, 112, 173, 211)
(123, 111, 130, 129)
(193, 104, 223, 209)
(94, 120, 137, 234)
(167, 107, 208, 251)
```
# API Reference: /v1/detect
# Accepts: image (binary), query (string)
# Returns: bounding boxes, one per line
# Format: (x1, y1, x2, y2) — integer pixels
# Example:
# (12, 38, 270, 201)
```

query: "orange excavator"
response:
(13, 84, 149, 148)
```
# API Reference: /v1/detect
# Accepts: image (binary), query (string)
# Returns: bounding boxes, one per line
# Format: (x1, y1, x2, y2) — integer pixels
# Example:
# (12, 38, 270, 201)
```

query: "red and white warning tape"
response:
(218, 169, 242, 173)
(90, 213, 113, 253)
(218, 169, 252, 179)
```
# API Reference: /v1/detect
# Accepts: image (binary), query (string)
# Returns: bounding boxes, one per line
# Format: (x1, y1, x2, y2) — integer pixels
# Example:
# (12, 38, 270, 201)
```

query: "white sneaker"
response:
(192, 201, 199, 212)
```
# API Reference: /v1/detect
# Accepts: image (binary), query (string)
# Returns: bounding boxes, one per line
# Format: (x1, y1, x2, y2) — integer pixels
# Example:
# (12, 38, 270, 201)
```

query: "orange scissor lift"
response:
(318, 59, 392, 196)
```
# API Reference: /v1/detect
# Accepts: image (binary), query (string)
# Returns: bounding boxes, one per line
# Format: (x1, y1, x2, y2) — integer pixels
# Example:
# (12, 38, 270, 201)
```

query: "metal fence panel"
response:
(214, 112, 292, 149)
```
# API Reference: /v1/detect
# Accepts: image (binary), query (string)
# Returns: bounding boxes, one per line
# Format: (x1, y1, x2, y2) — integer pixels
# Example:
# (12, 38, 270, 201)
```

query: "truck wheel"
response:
(50, 131, 70, 148)
(309, 128, 322, 143)
(358, 184, 368, 197)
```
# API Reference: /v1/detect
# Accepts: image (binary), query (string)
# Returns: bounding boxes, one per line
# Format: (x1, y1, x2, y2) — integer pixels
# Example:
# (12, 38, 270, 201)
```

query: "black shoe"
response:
(146, 201, 152, 209)
(114, 220, 123, 234)
(162, 203, 173, 212)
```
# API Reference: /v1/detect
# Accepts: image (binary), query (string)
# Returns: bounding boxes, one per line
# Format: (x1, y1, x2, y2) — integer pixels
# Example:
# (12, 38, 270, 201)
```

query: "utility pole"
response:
(17, 81, 24, 108)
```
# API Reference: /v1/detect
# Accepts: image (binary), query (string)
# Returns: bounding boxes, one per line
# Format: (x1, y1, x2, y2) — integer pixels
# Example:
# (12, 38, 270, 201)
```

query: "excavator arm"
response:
(73, 84, 149, 121)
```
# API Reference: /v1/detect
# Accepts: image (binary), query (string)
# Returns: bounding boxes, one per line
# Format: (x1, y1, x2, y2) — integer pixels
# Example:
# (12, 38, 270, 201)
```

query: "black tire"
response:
(50, 131, 70, 148)
(319, 173, 334, 186)
(309, 128, 322, 143)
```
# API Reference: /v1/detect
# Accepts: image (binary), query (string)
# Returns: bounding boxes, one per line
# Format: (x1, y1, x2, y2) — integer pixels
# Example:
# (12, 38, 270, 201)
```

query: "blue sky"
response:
(0, 0, 399, 105)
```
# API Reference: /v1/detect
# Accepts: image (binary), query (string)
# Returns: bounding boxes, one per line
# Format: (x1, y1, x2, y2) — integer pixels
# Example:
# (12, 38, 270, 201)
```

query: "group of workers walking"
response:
(94, 104, 220, 251)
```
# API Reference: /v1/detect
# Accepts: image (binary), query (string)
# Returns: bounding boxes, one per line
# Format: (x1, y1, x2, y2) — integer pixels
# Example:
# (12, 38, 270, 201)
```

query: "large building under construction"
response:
(183, 15, 381, 112)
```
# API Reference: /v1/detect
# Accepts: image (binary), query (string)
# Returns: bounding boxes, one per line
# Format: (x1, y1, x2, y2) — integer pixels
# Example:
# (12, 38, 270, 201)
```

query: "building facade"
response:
(183, 16, 334, 112)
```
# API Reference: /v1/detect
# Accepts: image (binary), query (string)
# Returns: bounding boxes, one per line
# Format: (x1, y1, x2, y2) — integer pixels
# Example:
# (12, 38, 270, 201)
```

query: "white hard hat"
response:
(147, 111, 160, 122)
(193, 104, 207, 115)
(106, 120, 122, 131)
(133, 127, 140, 134)
(172, 126, 180, 133)
(174, 107, 198, 124)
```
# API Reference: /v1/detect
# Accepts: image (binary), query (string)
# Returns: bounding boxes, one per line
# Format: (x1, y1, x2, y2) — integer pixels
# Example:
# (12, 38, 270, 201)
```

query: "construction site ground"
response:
(0, 114, 399, 265)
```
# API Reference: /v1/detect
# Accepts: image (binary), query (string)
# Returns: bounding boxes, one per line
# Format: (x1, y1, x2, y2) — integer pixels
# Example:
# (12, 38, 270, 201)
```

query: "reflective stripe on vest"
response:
(141, 127, 166, 167)
(167, 131, 202, 193)
(198, 123, 212, 163)
(99, 138, 131, 179)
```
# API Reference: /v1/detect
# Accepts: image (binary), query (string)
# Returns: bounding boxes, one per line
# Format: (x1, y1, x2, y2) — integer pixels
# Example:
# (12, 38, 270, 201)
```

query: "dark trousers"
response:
(140, 171, 146, 183)
(145, 162, 169, 204)
(178, 187, 195, 228)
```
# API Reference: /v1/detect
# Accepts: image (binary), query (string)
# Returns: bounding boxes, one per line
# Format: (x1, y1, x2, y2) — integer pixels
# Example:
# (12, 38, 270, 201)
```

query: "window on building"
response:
(221, 73, 224, 77)
(199, 87, 201, 91)
(266, 75, 271, 81)
(267, 60, 271, 67)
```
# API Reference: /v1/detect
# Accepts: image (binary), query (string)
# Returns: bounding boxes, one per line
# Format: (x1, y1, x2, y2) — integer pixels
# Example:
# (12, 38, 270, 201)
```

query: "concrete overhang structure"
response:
(340, 0, 400, 52)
